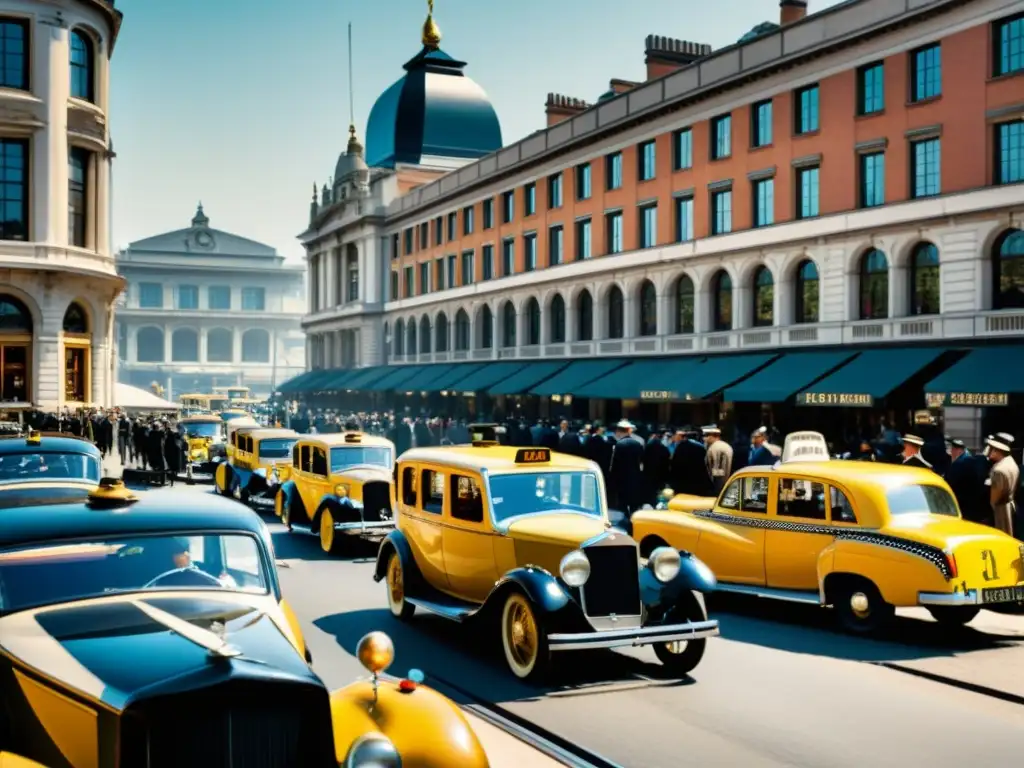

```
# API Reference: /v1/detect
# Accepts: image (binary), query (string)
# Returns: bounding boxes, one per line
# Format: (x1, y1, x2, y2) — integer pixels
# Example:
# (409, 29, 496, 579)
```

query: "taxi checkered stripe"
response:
(690, 509, 952, 579)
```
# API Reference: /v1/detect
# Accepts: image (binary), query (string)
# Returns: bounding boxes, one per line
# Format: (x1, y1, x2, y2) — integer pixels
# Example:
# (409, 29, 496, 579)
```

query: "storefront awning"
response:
(682, 353, 778, 399)
(364, 365, 426, 392)
(530, 359, 629, 397)
(795, 346, 949, 407)
(303, 369, 342, 392)
(488, 361, 572, 395)
(394, 364, 454, 392)
(722, 351, 857, 402)
(420, 364, 485, 392)
(924, 345, 1023, 407)
(339, 366, 390, 390)
(573, 357, 703, 400)
(449, 362, 527, 392)
(319, 368, 365, 390)
(278, 370, 315, 394)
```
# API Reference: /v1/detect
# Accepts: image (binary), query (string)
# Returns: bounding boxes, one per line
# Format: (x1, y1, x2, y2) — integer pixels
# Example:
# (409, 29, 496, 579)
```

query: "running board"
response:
(715, 583, 821, 604)
(406, 596, 475, 622)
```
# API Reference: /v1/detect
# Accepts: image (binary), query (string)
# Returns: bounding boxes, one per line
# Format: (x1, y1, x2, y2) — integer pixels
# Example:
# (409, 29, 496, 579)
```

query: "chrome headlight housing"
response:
(559, 549, 591, 587)
(344, 732, 401, 767)
(648, 546, 681, 583)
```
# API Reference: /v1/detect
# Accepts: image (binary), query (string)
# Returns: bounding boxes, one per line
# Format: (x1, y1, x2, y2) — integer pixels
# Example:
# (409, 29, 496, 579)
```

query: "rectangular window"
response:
(0, 20, 28, 90)
(751, 100, 772, 147)
(347, 258, 359, 302)
(482, 198, 494, 229)
(994, 14, 1024, 77)
(178, 285, 199, 310)
(403, 266, 413, 298)
(68, 147, 89, 247)
(639, 140, 656, 181)
(208, 285, 231, 310)
(524, 183, 536, 216)
(390, 234, 399, 260)
(241, 287, 265, 311)
(447, 212, 457, 241)
(711, 190, 732, 235)
(575, 218, 591, 260)
(575, 163, 591, 200)
(139, 283, 163, 309)
(548, 225, 563, 266)
(859, 152, 885, 207)
(403, 228, 413, 255)
(548, 173, 563, 208)
(911, 44, 941, 101)
(482, 244, 494, 280)
(796, 166, 820, 219)
(711, 114, 731, 160)
(911, 138, 941, 198)
(461, 250, 474, 285)
(753, 178, 774, 227)
(501, 238, 514, 276)
(420, 221, 429, 249)
(996, 120, 1024, 184)
(446, 254, 456, 288)
(639, 205, 657, 248)
(524, 233, 537, 272)
(674, 196, 693, 242)
(419, 262, 429, 295)
(71, 28, 93, 99)
(390, 270, 399, 301)
(502, 191, 514, 223)
(795, 85, 820, 134)
(435, 258, 444, 290)
(0, 138, 27, 241)
(673, 128, 692, 170)
(605, 212, 623, 254)
(463, 206, 474, 235)
(857, 62, 884, 115)
(606, 152, 623, 190)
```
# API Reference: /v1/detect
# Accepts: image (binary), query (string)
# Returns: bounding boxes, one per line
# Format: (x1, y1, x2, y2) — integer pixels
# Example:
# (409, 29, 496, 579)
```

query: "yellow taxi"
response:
(215, 427, 298, 509)
(178, 414, 227, 481)
(373, 426, 720, 681)
(275, 432, 396, 554)
(632, 431, 1024, 633)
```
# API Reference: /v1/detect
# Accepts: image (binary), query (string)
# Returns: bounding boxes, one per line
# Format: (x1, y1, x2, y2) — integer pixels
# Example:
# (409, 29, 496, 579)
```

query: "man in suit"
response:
(609, 420, 645, 515)
(703, 425, 734, 494)
(748, 427, 777, 467)
(985, 433, 1019, 538)
(901, 434, 932, 469)
(669, 428, 715, 497)
(642, 430, 671, 505)
(944, 439, 985, 523)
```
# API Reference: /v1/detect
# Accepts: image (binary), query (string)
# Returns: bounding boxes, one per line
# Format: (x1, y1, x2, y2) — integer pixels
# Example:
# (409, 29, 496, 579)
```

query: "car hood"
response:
(0, 591, 317, 711)
(336, 466, 392, 484)
(505, 513, 610, 546)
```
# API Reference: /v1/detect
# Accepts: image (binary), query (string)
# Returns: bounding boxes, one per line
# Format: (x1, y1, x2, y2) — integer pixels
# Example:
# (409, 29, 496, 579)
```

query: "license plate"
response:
(981, 585, 1024, 604)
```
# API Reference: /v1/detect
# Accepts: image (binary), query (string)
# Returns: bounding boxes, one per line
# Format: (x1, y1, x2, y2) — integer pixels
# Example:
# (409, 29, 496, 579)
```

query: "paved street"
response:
(156, 483, 1024, 767)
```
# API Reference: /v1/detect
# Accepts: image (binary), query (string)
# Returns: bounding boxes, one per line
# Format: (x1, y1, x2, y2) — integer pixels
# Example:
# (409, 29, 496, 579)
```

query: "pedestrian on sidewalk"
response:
(985, 433, 1019, 539)
(117, 413, 131, 465)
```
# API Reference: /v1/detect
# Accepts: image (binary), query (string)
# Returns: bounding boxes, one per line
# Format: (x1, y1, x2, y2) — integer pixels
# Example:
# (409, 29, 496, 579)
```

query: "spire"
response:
(347, 123, 363, 155)
(422, 0, 441, 49)
(191, 202, 208, 228)
(312, 182, 317, 201)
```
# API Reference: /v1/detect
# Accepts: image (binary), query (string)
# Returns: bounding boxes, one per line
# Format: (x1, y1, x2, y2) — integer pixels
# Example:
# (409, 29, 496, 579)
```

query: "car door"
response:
(441, 471, 499, 602)
(398, 463, 449, 590)
(308, 446, 330, 510)
(764, 475, 832, 591)
(295, 444, 317, 518)
(695, 475, 769, 585)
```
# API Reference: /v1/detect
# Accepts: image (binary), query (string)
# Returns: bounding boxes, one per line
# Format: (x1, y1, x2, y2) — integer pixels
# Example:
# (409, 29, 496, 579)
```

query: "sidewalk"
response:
(102, 447, 123, 479)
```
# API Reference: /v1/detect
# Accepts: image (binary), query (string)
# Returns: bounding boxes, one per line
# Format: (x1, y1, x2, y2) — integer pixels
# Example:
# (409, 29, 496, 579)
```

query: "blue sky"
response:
(110, 0, 842, 260)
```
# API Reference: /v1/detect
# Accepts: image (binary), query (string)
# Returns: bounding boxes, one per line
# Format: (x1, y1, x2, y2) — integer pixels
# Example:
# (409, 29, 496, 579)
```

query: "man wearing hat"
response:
(669, 428, 715, 497)
(609, 420, 645, 514)
(703, 425, 733, 494)
(984, 433, 1019, 537)
(900, 434, 932, 469)
(944, 439, 986, 523)
(748, 427, 777, 467)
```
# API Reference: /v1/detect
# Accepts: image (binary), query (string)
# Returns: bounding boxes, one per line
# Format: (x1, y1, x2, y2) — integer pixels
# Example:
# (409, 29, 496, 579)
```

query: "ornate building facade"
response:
(0, 0, 122, 412)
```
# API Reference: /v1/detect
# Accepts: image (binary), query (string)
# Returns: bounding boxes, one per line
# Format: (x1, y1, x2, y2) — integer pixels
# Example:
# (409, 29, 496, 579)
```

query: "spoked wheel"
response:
(652, 591, 708, 677)
(500, 592, 550, 681)
(386, 551, 415, 620)
(833, 580, 894, 634)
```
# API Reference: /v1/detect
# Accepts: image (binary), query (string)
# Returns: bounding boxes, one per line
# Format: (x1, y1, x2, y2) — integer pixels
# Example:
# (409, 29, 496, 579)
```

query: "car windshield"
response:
(222, 412, 247, 422)
(330, 446, 392, 472)
(0, 533, 269, 615)
(259, 439, 296, 459)
(183, 422, 221, 438)
(489, 471, 602, 522)
(0, 451, 101, 485)
(886, 483, 960, 517)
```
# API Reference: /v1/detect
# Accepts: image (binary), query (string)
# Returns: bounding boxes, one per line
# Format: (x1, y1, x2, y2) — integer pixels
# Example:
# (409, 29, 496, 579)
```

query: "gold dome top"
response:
(422, 0, 441, 48)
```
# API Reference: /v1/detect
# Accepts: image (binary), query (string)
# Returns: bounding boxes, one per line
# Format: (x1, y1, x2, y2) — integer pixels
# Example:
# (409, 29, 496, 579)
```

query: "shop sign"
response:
(925, 392, 1009, 407)
(795, 392, 874, 407)
(640, 390, 680, 401)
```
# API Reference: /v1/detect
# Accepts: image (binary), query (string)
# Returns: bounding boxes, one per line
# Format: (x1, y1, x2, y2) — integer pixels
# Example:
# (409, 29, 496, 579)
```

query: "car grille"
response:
(361, 480, 392, 522)
(581, 541, 641, 618)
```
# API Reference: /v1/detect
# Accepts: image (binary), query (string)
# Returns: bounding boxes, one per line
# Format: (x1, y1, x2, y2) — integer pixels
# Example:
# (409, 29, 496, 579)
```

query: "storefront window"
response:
(64, 346, 86, 402)
(795, 260, 819, 323)
(712, 270, 732, 332)
(638, 280, 657, 337)
(674, 275, 694, 334)
(858, 248, 888, 320)
(752, 266, 774, 327)
(993, 228, 1024, 310)
(909, 242, 940, 315)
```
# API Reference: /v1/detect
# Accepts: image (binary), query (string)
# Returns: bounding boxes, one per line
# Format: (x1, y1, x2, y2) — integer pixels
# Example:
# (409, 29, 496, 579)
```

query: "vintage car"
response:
(276, 432, 397, 554)
(215, 427, 299, 509)
(0, 431, 102, 503)
(374, 429, 720, 681)
(178, 415, 228, 481)
(632, 431, 1024, 633)
(224, 415, 261, 459)
(0, 479, 493, 767)
(220, 408, 252, 423)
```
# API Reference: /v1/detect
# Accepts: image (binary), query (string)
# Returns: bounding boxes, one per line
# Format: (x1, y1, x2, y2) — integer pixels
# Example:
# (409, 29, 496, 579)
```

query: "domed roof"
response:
(365, 8, 502, 169)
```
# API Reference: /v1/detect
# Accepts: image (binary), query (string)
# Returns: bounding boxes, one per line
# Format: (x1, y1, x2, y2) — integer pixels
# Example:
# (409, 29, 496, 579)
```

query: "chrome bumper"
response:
(548, 619, 720, 651)
(918, 590, 979, 606)
(333, 520, 395, 537)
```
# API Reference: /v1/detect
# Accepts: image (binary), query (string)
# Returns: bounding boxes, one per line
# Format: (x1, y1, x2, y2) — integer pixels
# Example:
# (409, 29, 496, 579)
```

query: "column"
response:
(128, 324, 138, 362)
(623, 295, 636, 338)
(163, 326, 172, 362)
(232, 327, 242, 364)
(199, 328, 208, 362)
(96, 149, 111, 256)
(32, 21, 70, 244)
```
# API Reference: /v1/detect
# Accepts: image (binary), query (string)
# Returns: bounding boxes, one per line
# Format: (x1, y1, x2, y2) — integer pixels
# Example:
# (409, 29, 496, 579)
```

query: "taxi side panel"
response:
(820, 540, 952, 606)
(631, 510, 703, 556)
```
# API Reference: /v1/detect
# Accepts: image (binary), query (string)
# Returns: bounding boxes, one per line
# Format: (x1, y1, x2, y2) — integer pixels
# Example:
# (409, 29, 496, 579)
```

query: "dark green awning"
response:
(488, 361, 571, 395)
(427, 364, 487, 391)
(304, 369, 343, 392)
(393, 364, 452, 392)
(573, 357, 704, 399)
(530, 359, 629, 396)
(449, 362, 527, 392)
(722, 351, 858, 402)
(341, 366, 390, 390)
(924, 345, 1023, 407)
(320, 368, 366, 390)
(364, 365, 425, 392)
(278, 370, 316, 393)
(796, 347, 949, 407)
(685, 354, 779, 399)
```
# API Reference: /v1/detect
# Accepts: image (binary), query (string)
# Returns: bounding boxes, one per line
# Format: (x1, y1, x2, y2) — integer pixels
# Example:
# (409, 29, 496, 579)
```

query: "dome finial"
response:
(347, 123, 363, 155)
(422, 0, 441, 49)
(191, 202, 208, 227)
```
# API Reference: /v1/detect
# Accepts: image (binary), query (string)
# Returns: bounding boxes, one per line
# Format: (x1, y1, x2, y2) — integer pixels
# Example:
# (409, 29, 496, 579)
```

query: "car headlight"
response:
(335, 483, 350, 498)
(343, 732, 401, 767)
(648, 546, 681, 583)
(559, 549, 591, 587)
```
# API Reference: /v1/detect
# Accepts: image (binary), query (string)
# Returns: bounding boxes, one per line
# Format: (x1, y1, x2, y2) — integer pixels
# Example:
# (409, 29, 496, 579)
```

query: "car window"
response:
(401, 466, 417, 506)
(828, 486, 857, 523)
(886, 483, 959, 517)
(489, 471, 601, 522)
(292, 444, 300, 465)
(720, 479, 741, 510)
(259, 439, 296, 459)
(300, 445, 312, 472)
(0, 451, 100, 484)
(450, 474, 484, 523)
(741, 476, 770, 513)
(422, 469, 444, 514)
(777, 478, 826, 520)
(311, 448, 328, 476)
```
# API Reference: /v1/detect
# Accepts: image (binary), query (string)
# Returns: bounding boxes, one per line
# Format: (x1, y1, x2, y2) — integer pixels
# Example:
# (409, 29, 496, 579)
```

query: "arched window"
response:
(407, 320, 417, 355)
(61, 302, 91, 402)
(549, 294, 566, 343)
(674, 276, 694, 334)
(712, 270, 732, 331)
(454, 309, 470, 351)
(752, 267, 774, 327)
(136, 327, 164, 363)
(241, 329, 270, 363)
(207, 328, 233, 362)
(859, 248, 889, 320)
(993, 229, 1024, 310)
(794, 260, 819, 324)
(0, 295, 31, 332)
(478, 305, 493, 349)
(171, 328, 198, 362)
(501, 301, 516, 348)
(435, 312, 449, 352)
(607, 286, 624, 339)
(0, 293, 31, 402)
(638, 280, 657, 337)
(62, 302, 88, 334)
(70, 30, 94, 102)
(525, 298, 541, 345)
(419, 316, 431, 354)
(909, 242, 940, 316)
(577, 290, 594, 341)
(394, 319, 405, 356)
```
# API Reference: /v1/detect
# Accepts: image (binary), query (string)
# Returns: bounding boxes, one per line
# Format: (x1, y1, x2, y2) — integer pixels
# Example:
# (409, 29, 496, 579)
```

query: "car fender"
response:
(0, 753, 48, 767)
(486, 566, 572, 615)
(373, 530, 424, 591)
(313, 494, 356, 530)
(819, 537, 951, 607)
(639, 552, 717, 610)
(233, 466, 252, 491)
(329, 680, 487, 767)
(278, 597, 309, 661)
(279, 479, 302, 516)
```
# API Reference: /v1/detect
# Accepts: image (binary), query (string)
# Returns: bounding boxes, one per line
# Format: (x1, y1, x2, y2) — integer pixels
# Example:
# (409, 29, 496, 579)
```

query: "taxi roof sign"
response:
(343, 432, 363, 443)
(781, 431, 830, 463)
(469, 423, 500, 445)
(514, 448, 551, 464)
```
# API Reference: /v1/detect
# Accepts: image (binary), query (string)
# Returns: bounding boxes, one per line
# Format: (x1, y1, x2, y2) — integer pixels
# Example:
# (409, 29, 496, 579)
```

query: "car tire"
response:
(317, 507, 342, 555)
(833, 579, 893, 634)
(385, 550, 415, 620)
(217, 465, 233, 498)
(927, 606, 980, 627)
(500, 591, 550, 682)
(652, 591, 708, 677)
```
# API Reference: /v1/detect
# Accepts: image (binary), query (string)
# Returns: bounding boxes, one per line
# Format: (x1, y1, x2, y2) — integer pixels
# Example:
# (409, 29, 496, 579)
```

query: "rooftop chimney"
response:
(610, 78, 639, 95)
(545, 93, 590, 127)
(780, 0, 807, 25)
(645, 35, 712, 81)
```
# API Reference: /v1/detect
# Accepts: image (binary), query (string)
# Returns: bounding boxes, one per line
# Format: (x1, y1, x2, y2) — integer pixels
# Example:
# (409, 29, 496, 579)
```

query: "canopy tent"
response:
(114, 382, 181, 412)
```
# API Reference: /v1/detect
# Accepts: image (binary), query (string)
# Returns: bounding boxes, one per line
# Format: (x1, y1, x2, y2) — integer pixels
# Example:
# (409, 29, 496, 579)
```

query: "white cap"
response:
(902, 434, 925, 447)
(985, 433, 1014, 453)
(701, 425, 721, 436)
(616, 420, 635, 431)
